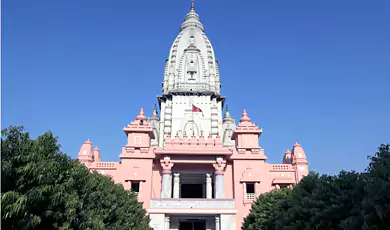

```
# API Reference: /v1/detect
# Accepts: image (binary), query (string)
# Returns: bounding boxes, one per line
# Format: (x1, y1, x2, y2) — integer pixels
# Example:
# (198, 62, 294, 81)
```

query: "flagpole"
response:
(192, 105, 195, 136)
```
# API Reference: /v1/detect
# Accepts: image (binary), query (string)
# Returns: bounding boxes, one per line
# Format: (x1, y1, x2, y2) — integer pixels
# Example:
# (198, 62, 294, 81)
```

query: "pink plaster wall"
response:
(224, 163, 234, 199)
(151, 160, 163, 199)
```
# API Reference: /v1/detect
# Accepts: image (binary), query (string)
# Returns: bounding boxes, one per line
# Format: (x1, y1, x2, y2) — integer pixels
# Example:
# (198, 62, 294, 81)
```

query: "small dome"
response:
(291, 142, 307, 160)
(240, 110, 251, 123)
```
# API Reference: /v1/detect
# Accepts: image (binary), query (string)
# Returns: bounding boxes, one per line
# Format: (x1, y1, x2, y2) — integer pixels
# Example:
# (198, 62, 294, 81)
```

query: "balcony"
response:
(150, 198, 235, 209)
(246, 193, 255, 200)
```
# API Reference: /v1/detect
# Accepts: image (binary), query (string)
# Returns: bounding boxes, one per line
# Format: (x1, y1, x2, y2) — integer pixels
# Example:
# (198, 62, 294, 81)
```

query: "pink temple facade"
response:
(77, 3, 308, 230)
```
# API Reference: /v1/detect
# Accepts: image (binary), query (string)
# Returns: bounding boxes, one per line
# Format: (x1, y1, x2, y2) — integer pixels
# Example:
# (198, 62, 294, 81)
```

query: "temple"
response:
(77, 2, 309, 230)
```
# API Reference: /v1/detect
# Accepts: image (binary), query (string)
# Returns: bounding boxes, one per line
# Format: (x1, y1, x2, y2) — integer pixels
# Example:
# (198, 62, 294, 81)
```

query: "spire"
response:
(223, 104, 234, 122)
(153, 104, 158, 116)
(291, 142, 308, 163)
(180, 0, 204, 31)
(149, 104, 160, 121)
(225, 104, 230, 117)
(77, 138, 94, 164)
(136, 108, 146, 121)
(283, 148, 292, 164)
(93, 146, 101, 162)
(240, 109, 251, 123)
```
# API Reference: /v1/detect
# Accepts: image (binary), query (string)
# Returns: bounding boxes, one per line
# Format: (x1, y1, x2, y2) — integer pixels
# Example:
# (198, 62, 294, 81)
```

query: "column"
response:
(164, 216, 170, 230)
(161, 172, 171, 198)
(215, 171, 225, 198)
(173, 173, 180, 198)
(138, 181, 142, 200)
(171, 217, 179, 230)
(206, 173, 212, 199)
(161, 156, 174, 198)
(206, 217, 213, 230)
(243, 182, 247, 199)
(202, 183, 206, 198)
(213, 157, 226, 199)
(215, 216, 220, 230)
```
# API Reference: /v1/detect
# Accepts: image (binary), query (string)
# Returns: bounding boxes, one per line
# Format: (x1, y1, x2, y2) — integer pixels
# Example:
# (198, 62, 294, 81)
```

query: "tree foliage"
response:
(363, 144, 390, 229)
(243, 144, 390, 230)
(1, 126, 151, 230)
(243, 188, 291, 230)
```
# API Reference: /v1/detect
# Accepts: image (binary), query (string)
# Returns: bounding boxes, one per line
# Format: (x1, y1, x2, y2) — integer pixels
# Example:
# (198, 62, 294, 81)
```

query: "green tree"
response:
(363, 144, 390, 229)
(243, 144, 390, 230)
(1, 126, 150, 230)
(242, 188, 291, 230)
(276, 171, 365, 230)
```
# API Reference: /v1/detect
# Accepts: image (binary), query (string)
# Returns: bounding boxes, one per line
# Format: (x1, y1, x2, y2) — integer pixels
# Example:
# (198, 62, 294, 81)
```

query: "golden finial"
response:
(191, 0, 195, 10)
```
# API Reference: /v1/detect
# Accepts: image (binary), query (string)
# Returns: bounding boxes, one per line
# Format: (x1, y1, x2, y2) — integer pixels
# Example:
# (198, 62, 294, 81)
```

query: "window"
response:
(246, 183, 255, 199)
(280, 184, 289, 189)
(131, 181, 140, 193)
(134, 136, 141, 145)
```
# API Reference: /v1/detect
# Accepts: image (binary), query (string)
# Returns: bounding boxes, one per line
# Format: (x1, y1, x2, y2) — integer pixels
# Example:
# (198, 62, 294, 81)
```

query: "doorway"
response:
(181, 184, 203, 198)
(179, 220, 206, 230)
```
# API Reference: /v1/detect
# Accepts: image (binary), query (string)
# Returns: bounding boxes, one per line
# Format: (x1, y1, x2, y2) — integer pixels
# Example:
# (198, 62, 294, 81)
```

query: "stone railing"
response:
(164, 135, 223, 147)
(246, 193, 256, 200)
(150, 198, 235, 209)
(271, 164, 293, 171)
(95, 162, 117, 169)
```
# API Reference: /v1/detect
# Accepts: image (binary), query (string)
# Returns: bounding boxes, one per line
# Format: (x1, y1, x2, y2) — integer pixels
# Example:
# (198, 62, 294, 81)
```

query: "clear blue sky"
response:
(3, 0, 390, 175)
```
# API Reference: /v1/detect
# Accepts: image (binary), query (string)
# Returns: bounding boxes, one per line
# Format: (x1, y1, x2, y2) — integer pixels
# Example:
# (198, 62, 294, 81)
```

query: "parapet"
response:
(164, 135, 223, 147)
(154, 135, 233, 155)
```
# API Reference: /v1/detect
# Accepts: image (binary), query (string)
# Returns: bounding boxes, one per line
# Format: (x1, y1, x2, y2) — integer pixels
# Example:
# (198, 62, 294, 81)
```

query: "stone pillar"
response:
(173, 173, 180, 198)
(215, 216, 220, 230)
(213, 157, 226, 198)
(161, 172, 171, 198)
(138, 181, 142, 200)
(206, 173, 212, 199)
(164, 216, 170, 230)
(202, 183, 206, 198)
(171, 217, 179, 230)
(206, 218, 213, 230)
(161, 156, 174, 198)
(215, 171, 225, 198)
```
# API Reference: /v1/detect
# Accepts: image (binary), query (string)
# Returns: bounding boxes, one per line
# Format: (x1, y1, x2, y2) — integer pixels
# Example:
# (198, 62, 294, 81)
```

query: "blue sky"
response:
(3, 0, 390, 175)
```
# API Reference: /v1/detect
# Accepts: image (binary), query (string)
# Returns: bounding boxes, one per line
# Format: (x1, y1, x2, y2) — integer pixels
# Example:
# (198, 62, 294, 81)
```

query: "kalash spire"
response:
(155, 0, 227, 146)
(162, 0, 220, 96)
(180, 0, 204, 32)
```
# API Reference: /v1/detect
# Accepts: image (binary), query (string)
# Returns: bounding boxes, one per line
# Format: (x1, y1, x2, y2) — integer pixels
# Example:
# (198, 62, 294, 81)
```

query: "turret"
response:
(231, 110, 266, 159)
(77, 139, 93, 165)
(282, 148, 292, 164)
(222, 105, 235, 147)
(291, 142, 309, 182)
(147, 104, 160, 146)
(123, 108, 155, 149)
(93, 146, 101, 162)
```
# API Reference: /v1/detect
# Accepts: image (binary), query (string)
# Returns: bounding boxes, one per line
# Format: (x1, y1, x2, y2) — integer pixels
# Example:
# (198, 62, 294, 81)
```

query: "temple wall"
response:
(151, 160, 163, 198)
(223, 163, 234, 199)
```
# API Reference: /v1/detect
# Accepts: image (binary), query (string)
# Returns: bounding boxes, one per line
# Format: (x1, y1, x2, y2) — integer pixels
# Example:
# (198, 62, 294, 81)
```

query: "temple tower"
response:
(156, 2, 227, 146)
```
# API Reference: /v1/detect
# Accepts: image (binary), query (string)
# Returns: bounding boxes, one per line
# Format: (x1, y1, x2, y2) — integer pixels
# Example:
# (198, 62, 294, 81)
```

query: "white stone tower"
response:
(147, 1, 236, 147)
